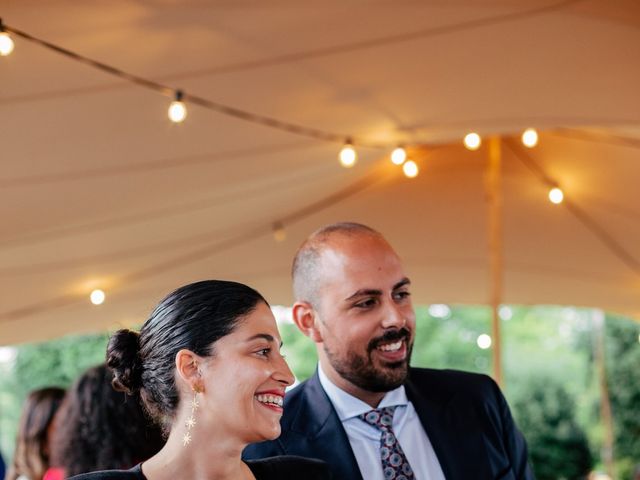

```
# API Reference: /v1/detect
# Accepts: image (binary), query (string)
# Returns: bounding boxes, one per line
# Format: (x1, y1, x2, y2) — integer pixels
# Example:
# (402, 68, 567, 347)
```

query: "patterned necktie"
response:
(359, 406, 416, 480)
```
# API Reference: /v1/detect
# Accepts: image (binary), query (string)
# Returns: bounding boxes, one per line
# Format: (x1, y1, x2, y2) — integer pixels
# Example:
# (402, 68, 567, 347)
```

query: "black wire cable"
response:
(2, 21, 382, 148)
(1, 0, 583, 104)
(1, 0, 583, 147)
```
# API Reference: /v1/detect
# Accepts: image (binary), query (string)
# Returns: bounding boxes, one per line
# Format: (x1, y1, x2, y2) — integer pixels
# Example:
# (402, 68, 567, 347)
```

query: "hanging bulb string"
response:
(504, 138, 640, 277)
(2, 23, 173, 95)
(2, 21, 388, 149)
(3, 1, 580, 90)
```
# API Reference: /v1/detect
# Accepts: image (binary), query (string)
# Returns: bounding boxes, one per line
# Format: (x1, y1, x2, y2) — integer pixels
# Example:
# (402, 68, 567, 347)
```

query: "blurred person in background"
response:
(6, 387, 66, 480)
(48, 364, 164, 478)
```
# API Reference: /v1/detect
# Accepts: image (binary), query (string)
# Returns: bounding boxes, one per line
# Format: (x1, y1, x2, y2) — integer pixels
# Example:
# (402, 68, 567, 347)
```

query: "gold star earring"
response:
(183, 383, 203, 447)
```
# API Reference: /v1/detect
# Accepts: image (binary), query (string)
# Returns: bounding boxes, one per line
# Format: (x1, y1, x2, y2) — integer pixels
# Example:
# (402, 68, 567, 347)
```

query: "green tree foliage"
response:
(511, 377, 592, 480)
(411, 305, 492, 374)
(279, 323, 318, 382)
(604, 314, 640, 480)
(0, 333, 109, 459)
(1, 306, 638, 480)
(12, 333, 109, 397)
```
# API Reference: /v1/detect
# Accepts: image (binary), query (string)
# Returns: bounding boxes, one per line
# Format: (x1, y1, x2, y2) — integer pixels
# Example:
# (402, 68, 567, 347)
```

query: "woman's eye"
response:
(257, 348, 271, 356)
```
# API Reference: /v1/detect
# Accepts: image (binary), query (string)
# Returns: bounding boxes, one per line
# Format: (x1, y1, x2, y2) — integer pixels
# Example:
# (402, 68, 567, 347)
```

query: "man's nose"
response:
(381, 300, 406, 329)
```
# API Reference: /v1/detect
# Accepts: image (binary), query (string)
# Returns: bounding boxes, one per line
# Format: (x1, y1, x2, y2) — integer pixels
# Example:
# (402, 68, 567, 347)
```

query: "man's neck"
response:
(318, 359, 386, 408)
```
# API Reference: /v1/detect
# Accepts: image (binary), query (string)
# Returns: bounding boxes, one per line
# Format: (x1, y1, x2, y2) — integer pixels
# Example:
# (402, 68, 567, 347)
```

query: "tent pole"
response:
(487, 136, 504, 387)
(592, 309, 615, 478)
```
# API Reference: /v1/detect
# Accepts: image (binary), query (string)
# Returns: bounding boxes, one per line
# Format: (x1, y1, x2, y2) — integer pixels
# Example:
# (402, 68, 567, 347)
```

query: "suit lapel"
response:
(284, 372, 363, 480)
(406, 371, 493, 480)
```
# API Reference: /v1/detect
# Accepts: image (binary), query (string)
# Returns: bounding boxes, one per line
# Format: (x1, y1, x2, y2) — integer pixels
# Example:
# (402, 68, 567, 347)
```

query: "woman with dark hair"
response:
(7, 387, 66, 480)
(48, 364, 164, 477)
(71, 280, 330, 480)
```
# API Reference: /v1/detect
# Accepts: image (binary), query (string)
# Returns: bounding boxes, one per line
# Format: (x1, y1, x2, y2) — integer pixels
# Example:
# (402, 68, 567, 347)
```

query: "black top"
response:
(69, 456, 331, 480)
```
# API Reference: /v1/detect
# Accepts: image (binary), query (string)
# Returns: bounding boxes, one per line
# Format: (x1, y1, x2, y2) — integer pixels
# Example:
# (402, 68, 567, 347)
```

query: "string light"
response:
(464, 132, 481, 150)
(477, 334, 492, 349)
(390, 146, 407, 165)
(522, 128, 539, 148)
(549, 187, 564, 204)
(402, 160, 419, 178)
(90, 289, 106, 305)
(168, 90, 187, 123)
(0, 20, 15, 57)
(339, 139, 357, 168)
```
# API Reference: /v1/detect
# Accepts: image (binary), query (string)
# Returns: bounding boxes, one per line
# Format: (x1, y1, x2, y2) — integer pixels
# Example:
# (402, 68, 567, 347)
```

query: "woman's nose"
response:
(274, 353, 295, 387)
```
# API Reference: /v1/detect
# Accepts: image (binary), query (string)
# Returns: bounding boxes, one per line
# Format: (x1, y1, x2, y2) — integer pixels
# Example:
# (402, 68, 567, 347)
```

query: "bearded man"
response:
(244, 222, 534, 480)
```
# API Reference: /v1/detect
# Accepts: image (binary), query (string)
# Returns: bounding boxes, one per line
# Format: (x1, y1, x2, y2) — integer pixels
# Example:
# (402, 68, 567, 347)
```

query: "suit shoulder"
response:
(248, 456, 331, 479)
(282, 376, 310, 405)
(279, 376, 321, 429)
(408, 367, 500, 398)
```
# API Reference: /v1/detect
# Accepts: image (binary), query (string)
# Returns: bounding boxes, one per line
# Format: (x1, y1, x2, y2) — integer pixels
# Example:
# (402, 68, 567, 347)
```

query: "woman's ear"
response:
(175, 349, 204, 391)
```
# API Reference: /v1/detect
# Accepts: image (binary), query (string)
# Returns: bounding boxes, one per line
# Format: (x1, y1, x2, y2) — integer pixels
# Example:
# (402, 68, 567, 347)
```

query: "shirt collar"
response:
(317, 363, 409, 421)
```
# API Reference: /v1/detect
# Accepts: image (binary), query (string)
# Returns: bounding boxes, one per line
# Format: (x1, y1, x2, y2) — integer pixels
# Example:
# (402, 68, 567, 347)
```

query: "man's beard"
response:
(324, 327, 413, 393)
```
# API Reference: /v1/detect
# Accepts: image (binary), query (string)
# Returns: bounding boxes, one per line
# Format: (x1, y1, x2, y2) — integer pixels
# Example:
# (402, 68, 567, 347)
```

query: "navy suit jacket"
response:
(244, 367, 535, 480)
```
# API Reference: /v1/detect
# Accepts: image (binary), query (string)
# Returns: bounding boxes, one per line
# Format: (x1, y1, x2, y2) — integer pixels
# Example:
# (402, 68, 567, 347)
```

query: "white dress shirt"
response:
(318, 364, 446, 480)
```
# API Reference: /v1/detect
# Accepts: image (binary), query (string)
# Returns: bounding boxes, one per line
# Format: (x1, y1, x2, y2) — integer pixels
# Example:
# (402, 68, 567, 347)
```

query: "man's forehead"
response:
(316, 235, 407, 284)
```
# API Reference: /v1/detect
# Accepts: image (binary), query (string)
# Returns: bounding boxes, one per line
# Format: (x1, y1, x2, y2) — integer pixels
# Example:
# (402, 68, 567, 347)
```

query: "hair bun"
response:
(106, 329, 142, 395)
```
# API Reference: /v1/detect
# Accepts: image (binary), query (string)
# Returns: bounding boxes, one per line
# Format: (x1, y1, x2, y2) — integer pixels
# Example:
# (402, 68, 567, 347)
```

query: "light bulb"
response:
(90, 289, 106, 305)
(391, 147, 407, 165)
(339, 141, 357, 168)
(549, 187, 564, 204)
(0, 32, 14, 56)
(522, 128, 538, 148)
(403, 160, 418, 178)
(477, 334, 492, 349)
(464, 132, 481, 150)
(168, 90, 187, 123)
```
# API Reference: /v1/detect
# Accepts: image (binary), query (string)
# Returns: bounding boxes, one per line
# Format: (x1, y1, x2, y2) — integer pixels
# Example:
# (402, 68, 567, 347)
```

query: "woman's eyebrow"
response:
(245, 333, 283, 347)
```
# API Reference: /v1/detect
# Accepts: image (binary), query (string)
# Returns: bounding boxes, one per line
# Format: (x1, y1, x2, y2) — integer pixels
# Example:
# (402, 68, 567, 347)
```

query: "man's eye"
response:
(256, 348, 271, 356)
(394, 291, 411, 300)
(355, 298, 377, 308)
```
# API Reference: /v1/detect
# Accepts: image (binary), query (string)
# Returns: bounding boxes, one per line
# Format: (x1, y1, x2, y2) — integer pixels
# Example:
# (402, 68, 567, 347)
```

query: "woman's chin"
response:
(250, 424, 281, 443)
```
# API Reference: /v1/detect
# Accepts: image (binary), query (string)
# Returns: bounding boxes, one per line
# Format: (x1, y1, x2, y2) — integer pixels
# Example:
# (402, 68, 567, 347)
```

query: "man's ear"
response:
(292, 301, 323, 343)
(175, 349, 204, 392)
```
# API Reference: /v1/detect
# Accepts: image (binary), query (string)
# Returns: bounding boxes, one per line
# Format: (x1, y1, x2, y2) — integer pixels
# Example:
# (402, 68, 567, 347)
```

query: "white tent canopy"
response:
(1, 0, 639, 345)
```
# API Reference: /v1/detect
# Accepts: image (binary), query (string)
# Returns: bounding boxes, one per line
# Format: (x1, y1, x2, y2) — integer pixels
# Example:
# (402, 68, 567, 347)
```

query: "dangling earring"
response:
(183, 384, 202, 446)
